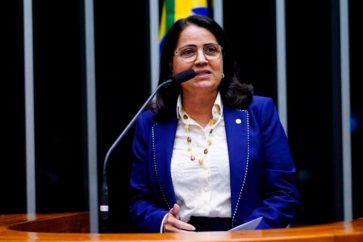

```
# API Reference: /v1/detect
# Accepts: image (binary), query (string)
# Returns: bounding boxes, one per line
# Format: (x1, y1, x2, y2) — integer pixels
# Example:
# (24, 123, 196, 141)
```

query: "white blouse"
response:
(170, 93, 231, 223)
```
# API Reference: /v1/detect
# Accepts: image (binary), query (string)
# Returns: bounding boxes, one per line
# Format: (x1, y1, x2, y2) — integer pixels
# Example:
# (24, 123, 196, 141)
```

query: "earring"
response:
(222, 73, 225, 79)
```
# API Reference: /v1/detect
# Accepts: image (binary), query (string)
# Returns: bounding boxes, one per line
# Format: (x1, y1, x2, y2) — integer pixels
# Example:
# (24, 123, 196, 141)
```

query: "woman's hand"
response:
(163, 204, 196, 232)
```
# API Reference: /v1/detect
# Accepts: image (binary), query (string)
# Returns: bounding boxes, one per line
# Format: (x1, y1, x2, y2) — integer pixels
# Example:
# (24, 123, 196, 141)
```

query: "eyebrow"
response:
(178, 43, 218, 49)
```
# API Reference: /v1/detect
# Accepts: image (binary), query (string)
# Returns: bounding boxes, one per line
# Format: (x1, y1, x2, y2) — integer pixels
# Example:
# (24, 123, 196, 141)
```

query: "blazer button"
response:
(235, 119, 242, 124)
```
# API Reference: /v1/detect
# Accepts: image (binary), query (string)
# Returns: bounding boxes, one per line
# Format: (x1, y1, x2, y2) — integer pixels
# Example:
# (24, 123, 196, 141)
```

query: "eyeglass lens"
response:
(175, 43, 221, 62)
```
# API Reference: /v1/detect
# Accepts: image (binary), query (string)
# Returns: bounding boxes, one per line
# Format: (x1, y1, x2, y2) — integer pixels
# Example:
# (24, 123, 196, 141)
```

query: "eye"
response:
(179, 47, 197, 57)
(204, 44, 220, 56)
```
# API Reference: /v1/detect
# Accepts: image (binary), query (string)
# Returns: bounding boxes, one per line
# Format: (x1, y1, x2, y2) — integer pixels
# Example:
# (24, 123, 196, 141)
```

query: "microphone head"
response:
(171, 69, 196, 84)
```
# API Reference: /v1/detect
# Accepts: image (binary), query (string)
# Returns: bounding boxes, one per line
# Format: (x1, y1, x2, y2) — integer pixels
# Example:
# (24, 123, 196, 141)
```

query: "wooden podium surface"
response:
(0, 212, 362, 241)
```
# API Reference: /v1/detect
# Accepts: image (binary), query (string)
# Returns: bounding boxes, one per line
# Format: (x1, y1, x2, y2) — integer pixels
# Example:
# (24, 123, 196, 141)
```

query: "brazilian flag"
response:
(159, 0, 209, 48)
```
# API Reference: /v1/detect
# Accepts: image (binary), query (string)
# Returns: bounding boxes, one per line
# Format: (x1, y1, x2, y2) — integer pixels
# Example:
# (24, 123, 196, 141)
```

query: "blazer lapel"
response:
(224, 107, 250, 222)
(152, 119, 177, 209)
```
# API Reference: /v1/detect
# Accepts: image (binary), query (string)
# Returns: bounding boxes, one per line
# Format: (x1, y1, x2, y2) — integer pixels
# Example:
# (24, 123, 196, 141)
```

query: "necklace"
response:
(183, 113, 216, 166)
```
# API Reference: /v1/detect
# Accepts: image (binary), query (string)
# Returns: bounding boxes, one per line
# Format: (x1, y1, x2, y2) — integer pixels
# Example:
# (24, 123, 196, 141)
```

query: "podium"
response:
(1, 212, 362, 241)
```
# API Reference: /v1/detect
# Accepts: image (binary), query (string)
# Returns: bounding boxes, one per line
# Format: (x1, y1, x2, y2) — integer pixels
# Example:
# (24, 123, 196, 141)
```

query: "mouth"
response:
(194, 70, 212, 79)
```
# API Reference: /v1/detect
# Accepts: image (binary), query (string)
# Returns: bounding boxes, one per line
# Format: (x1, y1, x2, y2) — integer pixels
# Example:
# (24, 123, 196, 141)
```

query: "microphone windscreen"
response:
(172, 69, 196, 84)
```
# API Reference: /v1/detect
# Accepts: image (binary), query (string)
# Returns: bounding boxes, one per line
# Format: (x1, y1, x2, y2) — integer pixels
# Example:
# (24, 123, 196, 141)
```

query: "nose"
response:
(194, 48, 208, 64)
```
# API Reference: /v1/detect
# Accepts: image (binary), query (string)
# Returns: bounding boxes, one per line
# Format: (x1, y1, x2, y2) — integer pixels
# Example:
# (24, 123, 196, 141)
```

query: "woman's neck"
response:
(182, 91, 217, 127)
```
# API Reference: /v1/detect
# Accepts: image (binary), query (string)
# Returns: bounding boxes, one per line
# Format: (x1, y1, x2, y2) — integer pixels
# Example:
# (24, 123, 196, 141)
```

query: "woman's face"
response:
(171, 24, 223, 94)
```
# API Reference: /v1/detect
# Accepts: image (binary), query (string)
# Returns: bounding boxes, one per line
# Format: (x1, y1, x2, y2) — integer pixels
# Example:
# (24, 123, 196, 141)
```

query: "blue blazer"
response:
(129, 96, 299, 232)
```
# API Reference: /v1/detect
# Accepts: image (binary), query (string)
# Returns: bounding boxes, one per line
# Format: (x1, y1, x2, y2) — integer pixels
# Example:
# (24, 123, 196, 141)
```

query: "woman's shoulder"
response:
(140, 109, 155, 118)
(224, 95, 275, 112)
(245, 95, 276, 111)
(244, 95, 278, 121)
(136, 110, 157, 125)
(250, 95, 274, 105)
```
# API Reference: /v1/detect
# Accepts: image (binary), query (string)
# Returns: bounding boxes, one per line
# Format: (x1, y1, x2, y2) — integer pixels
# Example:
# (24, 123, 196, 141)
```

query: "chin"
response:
(192, 81, 209, 87)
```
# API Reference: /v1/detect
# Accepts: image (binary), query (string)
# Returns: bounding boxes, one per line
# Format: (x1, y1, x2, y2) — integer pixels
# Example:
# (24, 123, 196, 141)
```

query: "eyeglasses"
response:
(174, 43, 222, 63)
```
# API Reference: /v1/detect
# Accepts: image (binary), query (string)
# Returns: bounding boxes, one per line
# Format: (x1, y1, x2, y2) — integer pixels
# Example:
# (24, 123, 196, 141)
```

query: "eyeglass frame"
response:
(174, 43, 223, 63)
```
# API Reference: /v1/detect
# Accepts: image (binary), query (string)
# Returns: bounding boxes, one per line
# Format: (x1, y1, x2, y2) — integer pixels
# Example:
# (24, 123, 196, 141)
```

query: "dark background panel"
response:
(0, 0, 27, 214)
(94, 0, 150, 232)
(223, 0, 277, 101)
(349, 0, 363, 219)
(32, 0, 87, 213)
(286, 0, 339, 225)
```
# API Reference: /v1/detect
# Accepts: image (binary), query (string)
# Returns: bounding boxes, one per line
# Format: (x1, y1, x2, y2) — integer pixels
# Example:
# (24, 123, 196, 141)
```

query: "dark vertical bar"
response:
(350, 0, 363, 220)
(33, 0, 86, 213)
(94, 0, 150, 232)
(0, 0, 27, 214)
(286, 1, 337, 225)
(331, 0, 344, 221)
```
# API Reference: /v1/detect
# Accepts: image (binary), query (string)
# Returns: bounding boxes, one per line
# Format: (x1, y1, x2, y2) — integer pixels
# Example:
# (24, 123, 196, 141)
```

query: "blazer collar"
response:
(224, 106, 250, 224)
(152, 119, 177, 209)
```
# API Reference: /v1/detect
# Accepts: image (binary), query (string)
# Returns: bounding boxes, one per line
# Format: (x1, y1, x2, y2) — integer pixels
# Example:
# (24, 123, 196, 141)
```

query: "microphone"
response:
(99, 68, 195, 231)
(163, 68, 196, 85)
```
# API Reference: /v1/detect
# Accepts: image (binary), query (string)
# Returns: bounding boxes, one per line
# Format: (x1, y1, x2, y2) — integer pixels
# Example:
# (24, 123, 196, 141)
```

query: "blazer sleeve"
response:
(247, 97, 300, 229)
(128, 113, 169, 232)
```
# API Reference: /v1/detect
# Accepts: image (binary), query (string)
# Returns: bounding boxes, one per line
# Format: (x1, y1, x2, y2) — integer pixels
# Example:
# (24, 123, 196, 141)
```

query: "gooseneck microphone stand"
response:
(99, 69, 195, 232)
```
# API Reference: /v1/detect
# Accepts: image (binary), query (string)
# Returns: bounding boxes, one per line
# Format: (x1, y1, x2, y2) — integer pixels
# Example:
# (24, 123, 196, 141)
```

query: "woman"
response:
(128, 14, 299, 232)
